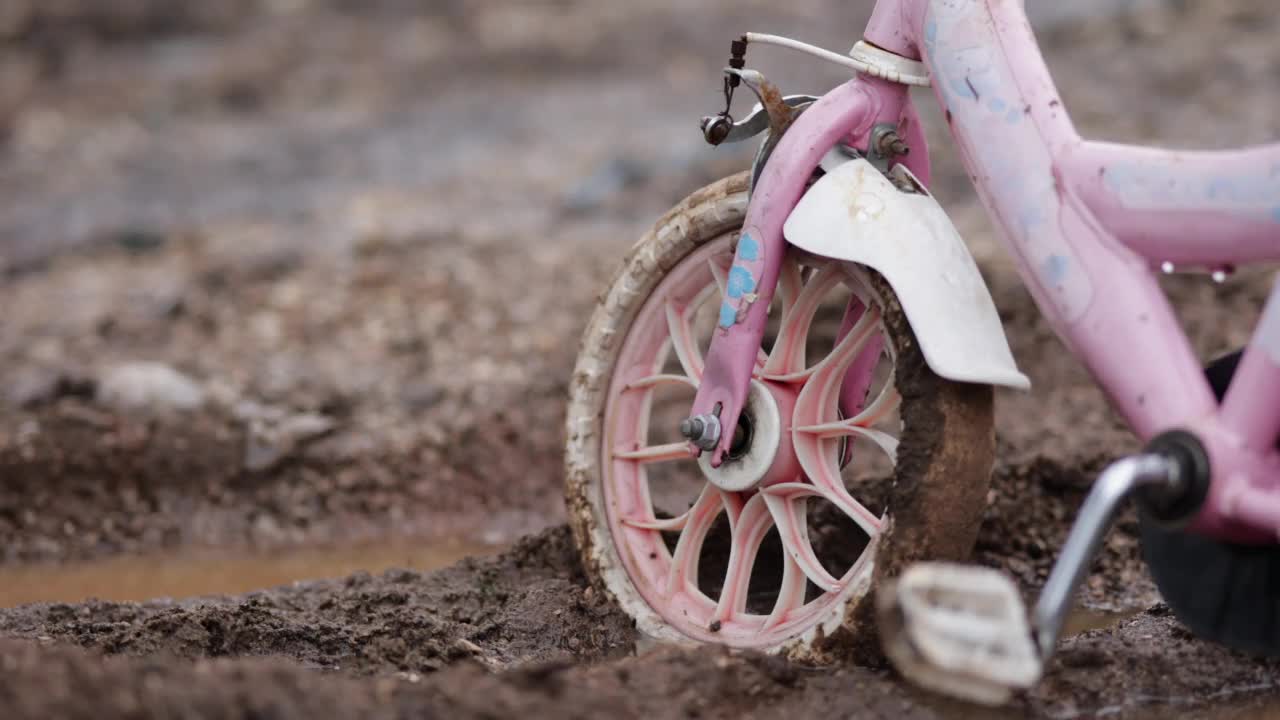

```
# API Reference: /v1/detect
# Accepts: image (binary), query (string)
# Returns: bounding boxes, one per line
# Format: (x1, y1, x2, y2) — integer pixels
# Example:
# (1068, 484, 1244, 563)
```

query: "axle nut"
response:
(679, 413, 721, 450)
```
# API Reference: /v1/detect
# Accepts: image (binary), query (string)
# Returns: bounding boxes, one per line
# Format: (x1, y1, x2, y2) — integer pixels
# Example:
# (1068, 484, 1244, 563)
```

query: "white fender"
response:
(784, 157, 1030, 390)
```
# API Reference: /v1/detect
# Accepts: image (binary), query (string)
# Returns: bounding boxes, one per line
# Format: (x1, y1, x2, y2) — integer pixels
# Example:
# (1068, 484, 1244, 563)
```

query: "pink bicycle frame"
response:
(690, 0, 1280, 543)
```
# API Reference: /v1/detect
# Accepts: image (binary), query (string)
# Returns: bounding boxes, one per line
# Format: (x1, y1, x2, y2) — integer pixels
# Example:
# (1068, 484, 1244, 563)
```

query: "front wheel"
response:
(565, 172, 995, 661)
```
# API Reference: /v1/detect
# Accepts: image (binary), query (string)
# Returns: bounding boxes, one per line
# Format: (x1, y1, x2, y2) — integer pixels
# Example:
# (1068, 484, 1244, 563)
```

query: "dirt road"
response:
(1, 1, 1278, 717)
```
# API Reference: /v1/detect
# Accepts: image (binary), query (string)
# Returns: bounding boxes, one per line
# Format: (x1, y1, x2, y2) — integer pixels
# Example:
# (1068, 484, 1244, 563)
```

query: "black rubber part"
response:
(1135, 430, 1211, 526)
(1204, 349, 1243, 398)
(727, 37, 747, 88)
(1141, 522, 1280, 657)
(1140, 348, 1280, 657)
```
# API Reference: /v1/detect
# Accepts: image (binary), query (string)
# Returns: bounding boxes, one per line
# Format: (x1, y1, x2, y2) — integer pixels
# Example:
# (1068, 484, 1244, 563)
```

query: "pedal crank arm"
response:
(1029, 453, 1178, 658)
(879, 442, 1202, 703)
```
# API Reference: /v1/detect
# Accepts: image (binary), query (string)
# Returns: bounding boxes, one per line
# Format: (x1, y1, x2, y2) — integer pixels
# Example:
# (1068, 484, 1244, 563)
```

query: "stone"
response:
(95, 362, 206, 415)
(243, 411, 338, 472)
(4, 367, 60, 409)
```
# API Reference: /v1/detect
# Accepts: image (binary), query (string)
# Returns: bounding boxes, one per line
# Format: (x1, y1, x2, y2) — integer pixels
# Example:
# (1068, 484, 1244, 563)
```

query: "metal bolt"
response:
(679, 413, 721, 451)
(876, 130, 909, 157)
(679, 417, 704, 439)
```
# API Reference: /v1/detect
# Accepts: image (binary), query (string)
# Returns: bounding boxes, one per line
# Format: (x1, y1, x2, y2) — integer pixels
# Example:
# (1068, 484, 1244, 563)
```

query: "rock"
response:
(302, 429, 377, 464)
(250, 513, 286, 544)
(4, 367, 61, 409)
(111, 228, 167, 254)
(203, 225, 302, 283)
(3, 367, 95, 409)
(244, 411, 338, 472)
(94, 362, 206, 415)
(278, 412, 337, 442)
(400, 381, 444, 413)
(230, 399, 288, 424)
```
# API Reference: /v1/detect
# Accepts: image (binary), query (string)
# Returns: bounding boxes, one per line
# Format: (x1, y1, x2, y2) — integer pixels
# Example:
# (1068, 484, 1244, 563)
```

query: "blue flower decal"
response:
(726, 266, 756, 299)
(718, 301, 737, 328)
(736, 234, 760, 261)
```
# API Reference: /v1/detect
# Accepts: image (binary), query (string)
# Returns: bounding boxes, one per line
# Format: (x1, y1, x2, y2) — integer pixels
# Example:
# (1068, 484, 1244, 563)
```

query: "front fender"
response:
(784, 158, 1029, 390)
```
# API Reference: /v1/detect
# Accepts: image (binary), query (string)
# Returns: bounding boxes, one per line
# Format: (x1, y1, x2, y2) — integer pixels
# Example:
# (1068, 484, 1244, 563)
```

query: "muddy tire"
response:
(564, 172, 995, 663)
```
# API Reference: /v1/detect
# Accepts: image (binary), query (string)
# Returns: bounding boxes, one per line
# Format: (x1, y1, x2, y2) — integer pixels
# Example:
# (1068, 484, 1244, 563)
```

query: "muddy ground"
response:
(2, 526, 1278, 719)
(0, 0, 1278, 717)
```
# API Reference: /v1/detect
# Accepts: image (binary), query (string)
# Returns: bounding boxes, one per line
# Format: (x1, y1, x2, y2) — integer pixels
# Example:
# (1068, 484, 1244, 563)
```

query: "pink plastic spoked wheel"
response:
(566, 173, 994, 660)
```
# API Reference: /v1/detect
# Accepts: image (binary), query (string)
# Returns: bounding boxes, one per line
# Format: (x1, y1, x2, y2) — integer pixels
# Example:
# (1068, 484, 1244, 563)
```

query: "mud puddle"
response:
(0, 538, 501, 608)
(1062, 606, 1144, 636)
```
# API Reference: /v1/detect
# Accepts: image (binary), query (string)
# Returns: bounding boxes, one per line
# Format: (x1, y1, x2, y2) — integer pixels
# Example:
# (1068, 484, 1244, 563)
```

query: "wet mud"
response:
(2, 527, 1278, 719)
(1, 0, 1279, 717)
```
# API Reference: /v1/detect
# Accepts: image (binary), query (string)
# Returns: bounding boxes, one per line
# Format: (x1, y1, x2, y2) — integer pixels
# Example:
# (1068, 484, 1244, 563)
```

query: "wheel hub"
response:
(698, 380, 799, 492)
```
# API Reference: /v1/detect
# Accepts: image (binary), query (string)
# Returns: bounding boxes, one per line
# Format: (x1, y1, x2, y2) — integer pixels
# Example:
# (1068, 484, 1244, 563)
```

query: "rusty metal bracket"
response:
(716, 68, 813, 195)
(701, 94, 819, 147)
(698, 62, 824, 193)
(728, 68, 795, 137)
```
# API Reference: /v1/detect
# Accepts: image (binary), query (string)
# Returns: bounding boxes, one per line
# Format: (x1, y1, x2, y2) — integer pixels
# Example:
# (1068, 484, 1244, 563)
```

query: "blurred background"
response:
(0, 0, 1276, 604)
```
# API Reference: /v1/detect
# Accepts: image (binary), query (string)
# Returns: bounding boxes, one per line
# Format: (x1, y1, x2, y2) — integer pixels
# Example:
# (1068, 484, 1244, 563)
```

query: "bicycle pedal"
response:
(878, 562, 1043, 705)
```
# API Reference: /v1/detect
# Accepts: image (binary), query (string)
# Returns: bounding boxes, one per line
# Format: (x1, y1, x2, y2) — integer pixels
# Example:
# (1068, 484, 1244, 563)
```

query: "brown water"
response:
(1062, 606, 1144, 636)
(0, 539, 500, 607)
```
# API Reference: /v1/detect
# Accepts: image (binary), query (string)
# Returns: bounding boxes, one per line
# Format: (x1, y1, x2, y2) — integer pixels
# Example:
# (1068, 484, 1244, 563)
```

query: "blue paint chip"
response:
(987, 97, 1006, 113)
(950, 78, 976, 100)
(1044, 254, 1069, 285)
(1207, 178, 1235, 200)
(736, 234, 760, 261)
(1017, 204, 1046, 231)
(727, 266, 756, 298)
(718, 301, 737, 328)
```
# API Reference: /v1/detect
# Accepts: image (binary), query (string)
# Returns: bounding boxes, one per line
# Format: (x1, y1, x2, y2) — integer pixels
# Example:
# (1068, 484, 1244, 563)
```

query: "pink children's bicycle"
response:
(564, 0, 1280, 704)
